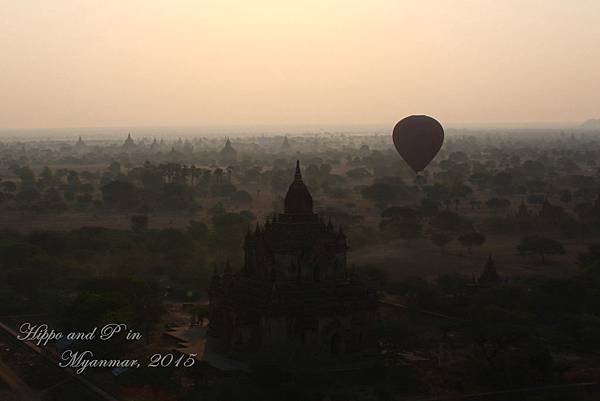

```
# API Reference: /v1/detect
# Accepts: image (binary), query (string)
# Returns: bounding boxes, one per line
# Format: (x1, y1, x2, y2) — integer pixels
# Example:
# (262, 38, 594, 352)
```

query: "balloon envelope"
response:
(392, 115, 444, 172)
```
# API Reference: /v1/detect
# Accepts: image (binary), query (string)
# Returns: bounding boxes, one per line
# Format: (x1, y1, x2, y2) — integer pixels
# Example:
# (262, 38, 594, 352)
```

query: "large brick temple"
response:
(208, 161, 379, 368)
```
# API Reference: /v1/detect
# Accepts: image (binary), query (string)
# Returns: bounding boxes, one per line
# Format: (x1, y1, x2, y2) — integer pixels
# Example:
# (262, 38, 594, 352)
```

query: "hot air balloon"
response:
(392, 115, 444, 173)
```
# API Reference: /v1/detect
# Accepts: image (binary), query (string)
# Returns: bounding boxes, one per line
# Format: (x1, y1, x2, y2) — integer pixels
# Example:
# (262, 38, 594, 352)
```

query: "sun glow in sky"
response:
(1, 0, 599, 129)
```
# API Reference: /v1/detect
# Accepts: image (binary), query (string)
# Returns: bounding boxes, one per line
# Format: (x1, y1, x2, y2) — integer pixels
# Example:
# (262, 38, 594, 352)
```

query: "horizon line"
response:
(0, 119, 595, 133)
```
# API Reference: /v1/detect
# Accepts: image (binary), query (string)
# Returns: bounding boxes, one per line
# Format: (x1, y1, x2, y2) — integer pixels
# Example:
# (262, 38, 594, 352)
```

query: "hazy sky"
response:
(1, 0, 599, 129)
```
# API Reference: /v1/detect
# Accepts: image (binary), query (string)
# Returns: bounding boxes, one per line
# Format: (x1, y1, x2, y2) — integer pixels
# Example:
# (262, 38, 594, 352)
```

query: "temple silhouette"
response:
(219, 138, 237, 163)
(208, 161, 378, 368)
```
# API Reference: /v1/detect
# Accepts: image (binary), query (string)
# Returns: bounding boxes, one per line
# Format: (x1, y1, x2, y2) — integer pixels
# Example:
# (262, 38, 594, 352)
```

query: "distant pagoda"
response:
(219, 138, 237, 163)
(516, 199, 530, 219)
(123, 133, 136, 151)
(183, 139, 194, 154)
(75, 136, 86, 149)
(281, 136, 291, 152)
(479, 255, 501, 286)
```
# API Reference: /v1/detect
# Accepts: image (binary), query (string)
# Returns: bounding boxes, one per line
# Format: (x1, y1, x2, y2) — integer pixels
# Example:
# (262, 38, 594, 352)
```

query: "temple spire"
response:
(284, 160, 313, 215)
(294, 160, 302, 182)
(479, 254, 501, 285)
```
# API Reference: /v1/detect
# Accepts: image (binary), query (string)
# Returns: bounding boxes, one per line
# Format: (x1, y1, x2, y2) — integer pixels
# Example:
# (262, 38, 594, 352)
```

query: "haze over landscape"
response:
(1, 0, 600, 130)
(4, 2, 600, 400)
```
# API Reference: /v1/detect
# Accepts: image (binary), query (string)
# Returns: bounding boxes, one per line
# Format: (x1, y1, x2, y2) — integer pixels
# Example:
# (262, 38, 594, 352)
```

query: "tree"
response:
(437, 273, 469, 300)
(430, 231, 453, 253)
(414, 174, 427, 186)
(15, 189, 41, 207)
(13, 166, 36, 187)
(153, 228, 194, 254)
(361, 183, 399, 207)
(62, 277, 163, 348)
(270, 169, 290, 192)
(101, 181, 138, 209)
(527, 194, 545, 205)
(66, 170, 81, 188)
(208, 202, 226, 216)
(42, 187, 67, 210)
(230, 190, 253, 205)
(430, 210, 467, 232)
(211, 212, 251, 255)
(108, 161, 121, 175)
(243, 167, 262, 184)
(517, 235, 565, 263)
(458, 231, 486, 254)
(76, 193, 93, 205)
(420, 198, 440, 217)
(490, 172, 514, 195)
(1, 180, 17, 193)
(238, 210, 256, 222)
(380, 207, 422, 244)
(211, 182, 237, 197)
(577, 242, 600, 268)
(130, 215, 148, 231)
(423, 183, 451, 204)
(304, 164, 323, 189)
(469, 200, 482, 210)
(159, 183, 196, 210)
(381, 206, 419, 220)
(346, 168, 371, 179)
(486, 197, 511, 212)
(465, 305, 541, 386)
(188, 220, 209, 241)
(38, 167, 54, 188)
(559, 189, 573, 204)
(140, 167, 164, 192)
